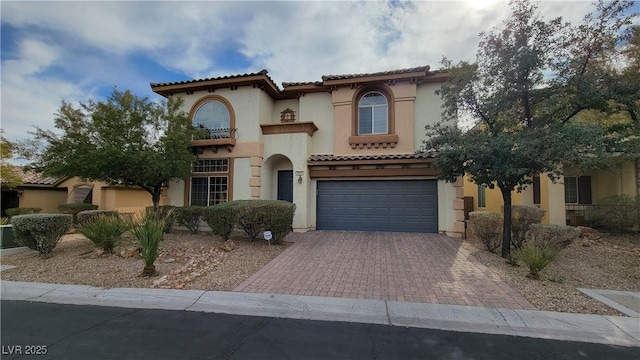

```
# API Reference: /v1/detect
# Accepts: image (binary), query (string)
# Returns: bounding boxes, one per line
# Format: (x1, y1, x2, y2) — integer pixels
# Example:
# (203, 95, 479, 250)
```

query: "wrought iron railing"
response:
(193, 128, 236, 141)
(565, 204, 637, 230)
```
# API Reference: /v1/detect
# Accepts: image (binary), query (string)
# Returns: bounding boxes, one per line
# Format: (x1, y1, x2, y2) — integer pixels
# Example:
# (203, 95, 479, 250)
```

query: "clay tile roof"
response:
(322, 65, 430, 81)
(282, 81, 324, 88)
(150, 69, 273, 88)
(9, 165, 61, 185)
(307, 153, 435, 162)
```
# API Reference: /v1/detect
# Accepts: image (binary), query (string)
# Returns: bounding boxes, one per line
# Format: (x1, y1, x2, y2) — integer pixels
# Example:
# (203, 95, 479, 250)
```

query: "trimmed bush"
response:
(526, 223, 580, 250)
(174, 206, 204, 234)
(80, 216, 131, 252)
(232, 200, 264, 242)
(513, 244, 558, 280)
(132, 208, 166, 276)
(511, 205, 545, 248)
(257, 200, 295, 244)
(146, 206, 177, 233)
(11, 214, 73, 257)
(591, 195, 639, 230)
(469, 211, 502, 253)
(58, 203, 99, 225)
(203, 202, 235, 241)
(5, 207, 42, 217)
(76, 210, 119, 227)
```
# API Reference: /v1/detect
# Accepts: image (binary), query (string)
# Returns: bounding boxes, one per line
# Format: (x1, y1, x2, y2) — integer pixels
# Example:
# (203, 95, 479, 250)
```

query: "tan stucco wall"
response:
(414, 83, 445, 149)
(272, 99, 299, 125)
(300, 92, 334, 155)
(233, 157, 252, 200)
(18, 188, 68, 213)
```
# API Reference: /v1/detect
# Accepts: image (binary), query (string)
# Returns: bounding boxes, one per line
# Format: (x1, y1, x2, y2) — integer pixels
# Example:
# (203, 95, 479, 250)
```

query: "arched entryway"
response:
(263, 154, 294, 203)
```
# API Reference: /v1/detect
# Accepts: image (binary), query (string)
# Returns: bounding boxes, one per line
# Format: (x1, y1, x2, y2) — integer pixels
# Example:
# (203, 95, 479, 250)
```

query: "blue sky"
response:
(1, 0, 638, 145)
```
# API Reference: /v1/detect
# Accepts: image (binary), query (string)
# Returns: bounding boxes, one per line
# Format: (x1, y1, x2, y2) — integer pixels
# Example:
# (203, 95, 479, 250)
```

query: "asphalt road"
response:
(1, 300, 637, 360)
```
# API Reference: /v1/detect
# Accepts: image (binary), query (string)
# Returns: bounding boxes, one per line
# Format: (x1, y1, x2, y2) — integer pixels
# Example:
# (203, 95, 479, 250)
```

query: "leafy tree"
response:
(22, 89, 195, 209)
(423, 0, 638, 259)
(1, 132, 23, 189)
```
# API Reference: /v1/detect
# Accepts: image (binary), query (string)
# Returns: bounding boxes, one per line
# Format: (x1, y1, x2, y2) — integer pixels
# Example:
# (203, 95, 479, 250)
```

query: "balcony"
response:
(191, 127, 237, 153)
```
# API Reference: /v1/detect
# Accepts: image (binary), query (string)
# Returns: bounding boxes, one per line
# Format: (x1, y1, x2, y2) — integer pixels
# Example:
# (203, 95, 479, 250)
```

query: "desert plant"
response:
(5, 207, 42, 217)
(526, 223, 580, 250)
(131, 209, 166, 276)
(174, 206, 204, 234)
(0, 217, 10, 225)
(513, 244, 558, 280)
(469, 211, 502, 253)
(146, 205, 177, 233)
(79, 216, 131, 252)
(58, 203, 99, 225)
(511, 205, 545, 248)
(591, 195, 639, 231)
(203, 203, 235, 241)
(76, 210, 119, 227)
(11, 214, 73, 257)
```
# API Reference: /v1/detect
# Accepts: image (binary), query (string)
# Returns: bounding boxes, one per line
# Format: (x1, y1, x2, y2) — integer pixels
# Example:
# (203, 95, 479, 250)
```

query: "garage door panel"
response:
(317, 180, 438, 233)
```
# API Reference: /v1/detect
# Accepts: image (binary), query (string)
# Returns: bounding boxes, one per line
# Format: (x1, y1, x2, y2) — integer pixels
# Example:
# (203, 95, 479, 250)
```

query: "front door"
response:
(277, 170, 293, 202)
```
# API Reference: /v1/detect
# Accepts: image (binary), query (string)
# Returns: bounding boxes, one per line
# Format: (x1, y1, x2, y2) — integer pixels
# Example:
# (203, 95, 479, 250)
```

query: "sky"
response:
(1, 0, 639, 145)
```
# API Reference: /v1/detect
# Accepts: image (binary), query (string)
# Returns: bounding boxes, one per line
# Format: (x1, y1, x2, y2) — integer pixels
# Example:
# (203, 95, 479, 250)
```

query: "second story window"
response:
(193, 99, 231, 139)
(358, 91, 388, 135)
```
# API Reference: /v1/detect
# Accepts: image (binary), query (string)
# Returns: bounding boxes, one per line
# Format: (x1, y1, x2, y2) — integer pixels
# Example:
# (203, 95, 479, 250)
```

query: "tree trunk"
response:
(151, 187, 161, 211)
(500, 186, 513, 259)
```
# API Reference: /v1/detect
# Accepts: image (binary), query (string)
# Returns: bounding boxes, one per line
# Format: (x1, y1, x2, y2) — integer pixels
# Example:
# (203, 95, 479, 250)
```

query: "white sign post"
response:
(263, 231, 273, 247)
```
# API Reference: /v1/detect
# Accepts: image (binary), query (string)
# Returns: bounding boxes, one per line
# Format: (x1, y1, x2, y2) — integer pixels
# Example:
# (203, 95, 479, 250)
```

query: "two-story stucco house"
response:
(150, 66, 464, 236)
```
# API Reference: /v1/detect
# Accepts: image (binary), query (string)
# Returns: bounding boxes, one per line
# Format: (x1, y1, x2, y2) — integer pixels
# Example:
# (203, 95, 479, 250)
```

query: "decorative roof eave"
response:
(307, 152, 436, 166)
(322, 70, 430, 87)
(150, 71, 282, 98)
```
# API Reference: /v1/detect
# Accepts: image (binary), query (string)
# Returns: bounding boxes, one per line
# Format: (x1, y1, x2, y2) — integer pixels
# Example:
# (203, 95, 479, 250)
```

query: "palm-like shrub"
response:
(80, 216, 131, 252)
(11, 214, 73, 257)
(146, 205, 177, 233)
(131, 209, 166, 276)
(513, 244, 558, 280)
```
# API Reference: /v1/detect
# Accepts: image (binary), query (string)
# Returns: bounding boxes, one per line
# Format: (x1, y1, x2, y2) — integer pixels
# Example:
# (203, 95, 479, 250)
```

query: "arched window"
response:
(193, 100, 231, 139)
(357, 92, 388, 135)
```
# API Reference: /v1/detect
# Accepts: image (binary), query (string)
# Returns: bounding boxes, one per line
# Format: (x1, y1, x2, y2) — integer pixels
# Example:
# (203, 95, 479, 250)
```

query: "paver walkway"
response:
(235, 231, 535, 309)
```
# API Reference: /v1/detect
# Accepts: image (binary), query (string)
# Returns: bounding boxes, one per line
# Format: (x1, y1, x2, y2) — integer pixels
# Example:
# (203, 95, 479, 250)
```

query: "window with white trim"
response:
(189, 159, 229, 206)
(477, 184, 487, 208)
(358, 92, 388, 135)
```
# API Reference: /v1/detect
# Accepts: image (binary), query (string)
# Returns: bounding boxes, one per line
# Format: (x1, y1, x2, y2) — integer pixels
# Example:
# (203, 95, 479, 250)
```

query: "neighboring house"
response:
(1, 165, 161, 216)
(151, 66, 466, 236)
(462, 158, 639, 226)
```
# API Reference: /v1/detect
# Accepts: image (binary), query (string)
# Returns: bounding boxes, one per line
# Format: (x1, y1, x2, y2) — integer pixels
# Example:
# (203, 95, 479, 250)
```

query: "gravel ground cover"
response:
(463, 230, 640, 316)
(0, 230, 289, 291)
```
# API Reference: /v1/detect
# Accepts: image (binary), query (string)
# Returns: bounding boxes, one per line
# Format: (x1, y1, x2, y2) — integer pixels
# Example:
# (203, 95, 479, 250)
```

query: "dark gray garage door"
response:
(317, 180, 438, 232)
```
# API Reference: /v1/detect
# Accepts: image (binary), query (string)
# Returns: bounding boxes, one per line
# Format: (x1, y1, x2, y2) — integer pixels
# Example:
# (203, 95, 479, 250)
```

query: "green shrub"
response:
(58, 203, 99, 225)
(203, 203, 235, 241)
(513, 244, 558, 280)
(174, 206, 204, 234)
(80, 216, 131, 252)
(526, 223, 580, 250)
(511, 205, 545, 248)
(469, 211, 502, 253)
(591, 195, 639, 230)
(132, 208, 165, 276)
(76, 210, 119, 227)
(5, 207, 42, 217)
(11, 214, 73, 257)
(232, 200, 264, 242)
(146, 206, 177, 233)
(256, 200, 295, 244)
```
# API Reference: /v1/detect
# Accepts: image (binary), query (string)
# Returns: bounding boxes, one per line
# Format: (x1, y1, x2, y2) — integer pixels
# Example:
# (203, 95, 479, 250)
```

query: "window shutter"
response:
(578, 176, 592, 204)
(533, 176, 541, 205)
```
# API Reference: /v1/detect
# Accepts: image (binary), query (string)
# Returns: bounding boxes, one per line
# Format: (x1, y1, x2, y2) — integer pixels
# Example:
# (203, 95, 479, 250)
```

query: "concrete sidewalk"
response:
(1, 280, 638, 348)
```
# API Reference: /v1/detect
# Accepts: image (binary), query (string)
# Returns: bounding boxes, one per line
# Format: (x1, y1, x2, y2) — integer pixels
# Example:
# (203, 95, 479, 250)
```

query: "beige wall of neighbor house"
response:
(414, 83, 444, 149)
(301, 92, 334, 155)
(272, 99, 299, 124)
(167, 180, 186, 206)
(18, 188, 68, 213)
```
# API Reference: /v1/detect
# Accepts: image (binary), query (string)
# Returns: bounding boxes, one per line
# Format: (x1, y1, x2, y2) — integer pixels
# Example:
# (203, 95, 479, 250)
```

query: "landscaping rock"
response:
(120, 246, 140, 258)
(163, 257, 176, 263)
(220, 240, 236, 252)
(577, 226, 601, 241)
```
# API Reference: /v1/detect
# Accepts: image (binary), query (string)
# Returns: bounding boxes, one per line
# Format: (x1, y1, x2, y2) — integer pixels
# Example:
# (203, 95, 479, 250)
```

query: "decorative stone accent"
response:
(249, 156, 263, 199)
(348, 134, 399, 149)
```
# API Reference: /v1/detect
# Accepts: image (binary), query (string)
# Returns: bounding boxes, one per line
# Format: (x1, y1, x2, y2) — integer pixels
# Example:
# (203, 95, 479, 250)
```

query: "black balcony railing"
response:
(193, 128, 236, 141)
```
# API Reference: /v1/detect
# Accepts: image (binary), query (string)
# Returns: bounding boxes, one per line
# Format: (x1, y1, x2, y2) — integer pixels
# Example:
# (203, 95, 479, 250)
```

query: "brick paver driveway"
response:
(235, 231, 534, 309)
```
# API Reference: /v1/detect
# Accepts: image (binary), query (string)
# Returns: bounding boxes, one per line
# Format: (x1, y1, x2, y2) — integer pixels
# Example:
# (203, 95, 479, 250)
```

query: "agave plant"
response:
(513, 244, 558, 280)
(131, 208, 170, 276)
(79, 215, 131, 253)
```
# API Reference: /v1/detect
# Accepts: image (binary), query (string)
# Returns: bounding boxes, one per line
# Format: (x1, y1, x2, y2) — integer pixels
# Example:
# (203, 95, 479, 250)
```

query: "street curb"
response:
(1, 280, 638, 347)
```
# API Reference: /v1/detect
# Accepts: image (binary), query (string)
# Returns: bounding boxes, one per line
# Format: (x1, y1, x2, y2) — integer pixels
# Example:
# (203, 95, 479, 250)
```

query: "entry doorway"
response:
(277, 170, 293, 202)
